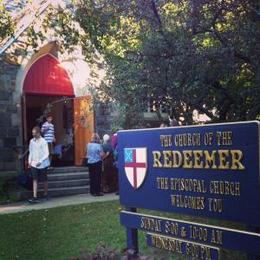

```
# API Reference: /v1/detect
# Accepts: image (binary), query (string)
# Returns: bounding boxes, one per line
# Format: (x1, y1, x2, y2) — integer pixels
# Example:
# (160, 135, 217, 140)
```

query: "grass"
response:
(0, 200, 246, 260)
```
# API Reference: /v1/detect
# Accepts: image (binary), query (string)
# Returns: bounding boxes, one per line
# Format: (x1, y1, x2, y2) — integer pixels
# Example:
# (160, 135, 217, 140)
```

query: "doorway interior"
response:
(23, 94, 75, 167)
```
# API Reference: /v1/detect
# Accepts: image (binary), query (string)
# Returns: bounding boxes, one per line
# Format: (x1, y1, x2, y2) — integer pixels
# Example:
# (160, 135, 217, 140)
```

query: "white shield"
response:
(124, 148, 147, 189)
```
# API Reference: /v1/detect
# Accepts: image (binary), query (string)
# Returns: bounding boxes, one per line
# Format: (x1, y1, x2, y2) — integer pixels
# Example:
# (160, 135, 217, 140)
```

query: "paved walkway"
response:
(0, 193, 119, 215)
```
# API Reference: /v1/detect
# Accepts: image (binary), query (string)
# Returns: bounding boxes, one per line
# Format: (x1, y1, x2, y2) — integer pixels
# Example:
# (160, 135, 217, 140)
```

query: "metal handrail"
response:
(13, 145, 29, 173)
(18, 147, 29, 160)
(13, 145, 29, 160)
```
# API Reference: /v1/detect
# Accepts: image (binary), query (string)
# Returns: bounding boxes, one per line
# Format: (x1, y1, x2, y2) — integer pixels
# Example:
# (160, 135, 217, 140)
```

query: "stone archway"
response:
(12, 42, 60, 149)
(21, 49, 78, 167)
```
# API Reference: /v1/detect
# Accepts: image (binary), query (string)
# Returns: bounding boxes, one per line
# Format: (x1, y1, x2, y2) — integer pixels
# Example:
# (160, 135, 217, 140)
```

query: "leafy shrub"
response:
(69, 244, 156, 260)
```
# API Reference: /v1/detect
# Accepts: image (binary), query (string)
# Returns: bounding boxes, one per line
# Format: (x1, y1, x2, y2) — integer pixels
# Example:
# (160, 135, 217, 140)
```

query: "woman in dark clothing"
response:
(102, 134, 115, 193)
(86, 133, 104, 196)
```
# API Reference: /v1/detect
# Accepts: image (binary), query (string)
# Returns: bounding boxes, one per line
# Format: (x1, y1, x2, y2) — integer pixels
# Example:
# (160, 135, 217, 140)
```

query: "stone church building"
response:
(0, 1, 208, 178)
(0, 1, 117, 173)
(0, 0, 174, 177)
(0, 1, 211, 198)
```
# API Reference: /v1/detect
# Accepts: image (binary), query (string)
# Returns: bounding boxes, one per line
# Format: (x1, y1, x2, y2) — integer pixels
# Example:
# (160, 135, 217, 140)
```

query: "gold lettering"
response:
(156, 177, 161, 189)
(172, 151, 182, 168)
(210, 181, 241, 196)
(217, 131, 233, 146)
(153, 151, 162, 167)
(165, 221, 179, 236)
(186, 243, 212, 259)
(225, 181, 230, 195)
(235, 182, 241, 196)
(160, 135, 172, 147)
(140, 217, 162, 232)
(152, 149, 245, 170)
(208, 198, 222, 213)
(157, 177, 169, 190)
(174, 133, 201, 147)
(218, 150, 230, 169)
(211, 230, 223, 245)
(187, 134, 192, 146)
(163, 151, 172, 167)
(193, 150, 203, 168)
(230, 150, 245, 170)
(204, 150, 217, 169)
(151, 235, 183, 254)
(171, 195, 205, 210)
(230, 182, 235, 195)
(183, 150, 193, 168)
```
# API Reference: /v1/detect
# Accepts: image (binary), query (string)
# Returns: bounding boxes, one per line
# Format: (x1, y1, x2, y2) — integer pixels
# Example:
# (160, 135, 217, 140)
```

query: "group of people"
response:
(86, 133, 118, 196)
(27, 113, 119, 202)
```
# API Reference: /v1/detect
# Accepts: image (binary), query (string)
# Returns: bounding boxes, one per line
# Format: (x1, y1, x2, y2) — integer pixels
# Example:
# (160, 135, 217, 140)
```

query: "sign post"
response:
(118, 121, 260, 259)
(126, 207, 139, 256)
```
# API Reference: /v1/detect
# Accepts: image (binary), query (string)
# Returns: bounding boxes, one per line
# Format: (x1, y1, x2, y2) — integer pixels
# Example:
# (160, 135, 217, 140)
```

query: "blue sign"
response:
(120, 211, 260, 255)
(118, 121, 260, 225)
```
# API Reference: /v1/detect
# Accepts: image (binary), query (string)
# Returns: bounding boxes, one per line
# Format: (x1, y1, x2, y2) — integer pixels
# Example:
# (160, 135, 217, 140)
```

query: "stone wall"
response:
(95, 102, 119, 138)
(0, 60, 21, 171)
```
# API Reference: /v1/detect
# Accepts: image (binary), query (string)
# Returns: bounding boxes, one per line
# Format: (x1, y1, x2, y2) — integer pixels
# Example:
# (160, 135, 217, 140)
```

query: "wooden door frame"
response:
(73, 96, 94, 166)
(21, 93, 28, 170)
(21, 93, 27, 145)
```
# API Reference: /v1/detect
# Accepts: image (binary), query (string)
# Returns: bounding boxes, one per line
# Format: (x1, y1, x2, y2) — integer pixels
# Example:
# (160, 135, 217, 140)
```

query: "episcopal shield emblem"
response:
(124, 148, 147, 189)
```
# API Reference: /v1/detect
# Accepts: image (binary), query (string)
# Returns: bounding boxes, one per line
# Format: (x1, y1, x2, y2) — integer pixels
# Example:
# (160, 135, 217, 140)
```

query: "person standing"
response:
(169, 115, 179, 127)
(41, 114, 55, 167)
(28, 126, 50, 203)
(160, 123, 167, 128)
(111, 131, 120, 195)
(102, 134, 114, 193)
(86, 133, 104, 196)
(111, 132, 118, 150)
(113, 142, 119, 195)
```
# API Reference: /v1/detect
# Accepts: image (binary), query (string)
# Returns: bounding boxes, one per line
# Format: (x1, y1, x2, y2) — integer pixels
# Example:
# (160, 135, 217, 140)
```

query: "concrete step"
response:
(48, 172, 89, 181)
(38, 186, 90, 197)
(38, 179, 89, 189)
(19, 167, 90, 199)
(22, 185, 90, 199)
(50, 167, 88, 174)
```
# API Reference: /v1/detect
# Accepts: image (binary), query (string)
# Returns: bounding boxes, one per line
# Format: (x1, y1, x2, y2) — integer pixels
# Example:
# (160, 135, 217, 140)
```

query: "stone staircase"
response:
(37, 166, 89, 197)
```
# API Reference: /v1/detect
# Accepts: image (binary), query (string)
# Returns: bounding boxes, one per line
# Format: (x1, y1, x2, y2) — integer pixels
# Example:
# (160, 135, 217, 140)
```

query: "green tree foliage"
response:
(73, 0, 260, 125)
(0, 1, 14, 43)
(1, 1, 259, 126)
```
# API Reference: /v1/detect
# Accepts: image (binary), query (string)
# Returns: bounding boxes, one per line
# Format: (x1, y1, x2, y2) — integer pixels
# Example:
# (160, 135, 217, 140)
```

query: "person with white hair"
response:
(102, 134, 115, 193)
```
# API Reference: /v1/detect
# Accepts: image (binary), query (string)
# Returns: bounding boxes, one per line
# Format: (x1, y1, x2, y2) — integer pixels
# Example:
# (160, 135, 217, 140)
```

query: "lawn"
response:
(0, 200, 246, 260)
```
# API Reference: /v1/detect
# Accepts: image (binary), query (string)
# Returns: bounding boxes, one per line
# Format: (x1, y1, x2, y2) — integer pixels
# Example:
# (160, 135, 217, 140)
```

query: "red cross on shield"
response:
(124, 148, 147, 189)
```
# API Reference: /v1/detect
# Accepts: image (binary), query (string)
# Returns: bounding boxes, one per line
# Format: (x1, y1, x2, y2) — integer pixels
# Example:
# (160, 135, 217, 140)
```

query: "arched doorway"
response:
(22, 53, 76, 166)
